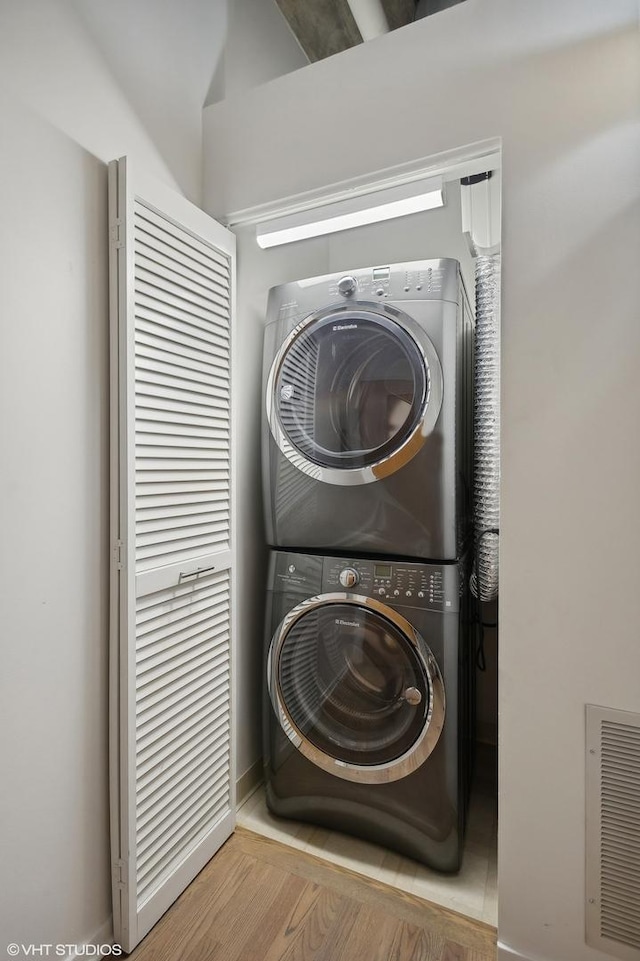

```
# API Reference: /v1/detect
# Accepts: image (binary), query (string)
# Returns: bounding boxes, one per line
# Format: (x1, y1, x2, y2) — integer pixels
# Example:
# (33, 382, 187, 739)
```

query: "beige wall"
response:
(203, 3, 640, 960)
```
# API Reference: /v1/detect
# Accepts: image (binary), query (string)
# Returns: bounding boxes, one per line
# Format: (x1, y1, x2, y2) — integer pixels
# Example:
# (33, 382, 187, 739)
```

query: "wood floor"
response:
(129, 827, 497, 960)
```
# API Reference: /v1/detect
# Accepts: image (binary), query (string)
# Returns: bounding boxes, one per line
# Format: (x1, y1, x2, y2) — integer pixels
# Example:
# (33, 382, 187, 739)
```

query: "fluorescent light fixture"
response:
(256, 176, 444, 249)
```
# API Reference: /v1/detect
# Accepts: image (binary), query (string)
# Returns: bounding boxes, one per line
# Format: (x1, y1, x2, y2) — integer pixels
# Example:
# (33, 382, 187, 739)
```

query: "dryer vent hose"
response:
(470, 254, 501, 602)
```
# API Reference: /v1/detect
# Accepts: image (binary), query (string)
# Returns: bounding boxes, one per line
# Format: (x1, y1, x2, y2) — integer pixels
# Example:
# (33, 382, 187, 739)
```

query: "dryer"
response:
(262, 259, 473, 561)
(263, 550, 473, 872)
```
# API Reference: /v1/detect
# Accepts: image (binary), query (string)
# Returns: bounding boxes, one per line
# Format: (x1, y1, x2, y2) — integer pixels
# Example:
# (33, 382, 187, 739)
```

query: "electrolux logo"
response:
(332, 324, 358, 331)
(335, 619, 360, 628)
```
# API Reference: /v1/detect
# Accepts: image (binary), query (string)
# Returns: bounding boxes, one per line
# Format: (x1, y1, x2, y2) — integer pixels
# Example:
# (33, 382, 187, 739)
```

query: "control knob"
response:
(338, 275, 357, 297)
(339, 568, 359, 589)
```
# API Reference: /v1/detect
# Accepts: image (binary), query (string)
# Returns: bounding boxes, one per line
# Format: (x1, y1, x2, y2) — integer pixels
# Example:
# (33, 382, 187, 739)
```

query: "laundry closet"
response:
(109, 156, 504, 956)
(108, 75, 503, 958)
(222, 169, 499, 919)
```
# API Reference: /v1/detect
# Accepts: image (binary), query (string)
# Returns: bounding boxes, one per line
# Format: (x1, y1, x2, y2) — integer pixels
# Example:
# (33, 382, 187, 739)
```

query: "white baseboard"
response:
(498, 944, 529, 961)
(64, 918, 116, 961)
(497, 940, 545, 961)
(237, 758, 263, 804)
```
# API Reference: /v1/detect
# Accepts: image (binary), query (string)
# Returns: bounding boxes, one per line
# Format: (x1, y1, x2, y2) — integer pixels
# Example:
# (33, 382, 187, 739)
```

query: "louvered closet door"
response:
(109, 157, 236, 952)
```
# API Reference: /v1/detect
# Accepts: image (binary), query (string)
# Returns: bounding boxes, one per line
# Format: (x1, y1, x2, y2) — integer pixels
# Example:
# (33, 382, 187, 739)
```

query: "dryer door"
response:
(268, 594, 445, 784)
(266, 307, 443, 486)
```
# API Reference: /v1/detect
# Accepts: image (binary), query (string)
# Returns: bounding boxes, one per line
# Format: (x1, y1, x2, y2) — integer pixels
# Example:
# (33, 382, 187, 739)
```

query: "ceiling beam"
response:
(275, 0, 363, 63)
(275, 0, 416, 63)
(379, 0, 416, 31)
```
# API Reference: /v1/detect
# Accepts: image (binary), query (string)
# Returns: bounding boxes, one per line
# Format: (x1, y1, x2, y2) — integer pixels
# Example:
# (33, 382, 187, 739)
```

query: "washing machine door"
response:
(268, 594, 445, 784)
(266, 305, 443, 485)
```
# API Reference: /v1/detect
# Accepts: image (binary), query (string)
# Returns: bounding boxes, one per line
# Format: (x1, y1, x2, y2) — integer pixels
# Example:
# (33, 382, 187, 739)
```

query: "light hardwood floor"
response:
(129, 827, 496, 961)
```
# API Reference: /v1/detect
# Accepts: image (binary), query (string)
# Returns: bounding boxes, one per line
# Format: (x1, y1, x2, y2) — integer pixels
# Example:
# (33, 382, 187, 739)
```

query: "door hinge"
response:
(113, 539, 125, 571)
(110, 218, 124, 249)
(112, 858, 127, 889)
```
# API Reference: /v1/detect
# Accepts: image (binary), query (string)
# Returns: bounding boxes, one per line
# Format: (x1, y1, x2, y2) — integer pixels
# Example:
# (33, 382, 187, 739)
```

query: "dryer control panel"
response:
(266, 258, 462, 333)
(321, 555, 461, 614)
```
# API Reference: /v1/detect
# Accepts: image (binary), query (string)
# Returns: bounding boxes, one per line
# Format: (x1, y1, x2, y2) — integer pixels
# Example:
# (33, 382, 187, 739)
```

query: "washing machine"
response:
(262, 259, 474, 561)
(263, 549, 473, 872)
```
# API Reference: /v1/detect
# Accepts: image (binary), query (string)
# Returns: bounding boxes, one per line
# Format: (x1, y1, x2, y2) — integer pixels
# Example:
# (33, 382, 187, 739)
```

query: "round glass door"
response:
(274, 311, 428, 472)
(270, 597, 445, 783)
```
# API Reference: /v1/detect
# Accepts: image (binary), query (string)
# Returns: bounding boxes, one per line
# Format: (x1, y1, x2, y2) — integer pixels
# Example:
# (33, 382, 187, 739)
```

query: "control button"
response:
(404, 286, 410, 292)
(338, 276, 357, 296)
(376, 287, 385, 296)
(339, 568, 359, 588)
(416, 284, 422, 291)
(418, 591, 424, 598)
(405, 590, 413, 597)
(378, 588, 385, 595)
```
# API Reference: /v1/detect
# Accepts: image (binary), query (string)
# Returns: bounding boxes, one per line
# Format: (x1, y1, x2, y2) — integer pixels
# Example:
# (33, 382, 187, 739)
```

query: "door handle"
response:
(179, 564, 217, 581)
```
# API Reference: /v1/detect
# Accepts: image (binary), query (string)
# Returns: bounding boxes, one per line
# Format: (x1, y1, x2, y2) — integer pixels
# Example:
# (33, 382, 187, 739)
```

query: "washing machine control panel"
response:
(322, 556, 460, 613)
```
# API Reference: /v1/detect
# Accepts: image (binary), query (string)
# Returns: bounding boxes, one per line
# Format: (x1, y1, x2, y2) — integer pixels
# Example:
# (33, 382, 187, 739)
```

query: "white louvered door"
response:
(108, 157, 236, 952)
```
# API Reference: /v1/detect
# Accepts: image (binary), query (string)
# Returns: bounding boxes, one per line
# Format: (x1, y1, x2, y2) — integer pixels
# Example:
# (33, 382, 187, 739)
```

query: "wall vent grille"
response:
(586, 705, 640, 961)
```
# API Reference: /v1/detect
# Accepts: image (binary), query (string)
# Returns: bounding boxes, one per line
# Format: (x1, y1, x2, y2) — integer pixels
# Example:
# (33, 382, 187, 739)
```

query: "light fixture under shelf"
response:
(255, 176, 445, 248)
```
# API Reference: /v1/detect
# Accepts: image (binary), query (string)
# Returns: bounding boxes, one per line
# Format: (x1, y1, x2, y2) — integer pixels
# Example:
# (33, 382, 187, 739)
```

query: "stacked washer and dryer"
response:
(260, 259, 475, 872)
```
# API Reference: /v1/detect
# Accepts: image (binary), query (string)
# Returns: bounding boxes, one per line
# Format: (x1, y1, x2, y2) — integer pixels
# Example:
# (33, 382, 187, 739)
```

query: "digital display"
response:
(372, 266, 390, 281)
(374, 564, 392, 578)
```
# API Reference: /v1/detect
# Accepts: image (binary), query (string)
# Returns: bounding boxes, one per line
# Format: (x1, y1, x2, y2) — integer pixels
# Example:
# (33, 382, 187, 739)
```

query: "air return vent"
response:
(586, 705, 640, 960)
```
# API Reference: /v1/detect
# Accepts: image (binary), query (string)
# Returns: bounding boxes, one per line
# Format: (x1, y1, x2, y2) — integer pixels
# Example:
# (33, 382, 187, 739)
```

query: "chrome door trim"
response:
(267, 593, 445, 784)
(266, 304, 443, 486)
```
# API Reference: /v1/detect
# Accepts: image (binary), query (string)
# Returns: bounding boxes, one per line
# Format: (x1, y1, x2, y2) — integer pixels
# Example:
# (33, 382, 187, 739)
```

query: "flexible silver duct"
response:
(471, 253, 501, 601)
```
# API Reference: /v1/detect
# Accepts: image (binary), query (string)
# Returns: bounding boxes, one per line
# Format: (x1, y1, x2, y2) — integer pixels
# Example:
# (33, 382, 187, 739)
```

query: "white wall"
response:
(0, 96, 111, 951)
(70, 0, 227, 204)
(207, 0, 308, 105)
(0, 0, 226, 948)
(204, 4, 640, 960)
